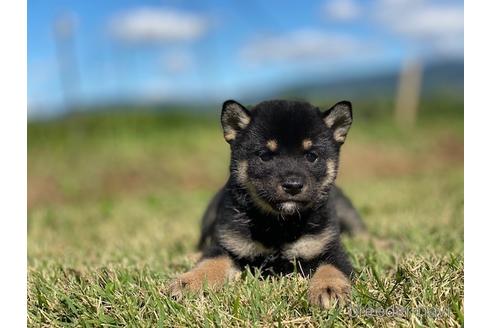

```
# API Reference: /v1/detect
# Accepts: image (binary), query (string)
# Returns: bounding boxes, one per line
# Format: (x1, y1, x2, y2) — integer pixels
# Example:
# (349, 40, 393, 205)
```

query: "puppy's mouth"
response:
(275, 200, 309, 215)
(245, 182, 310, 215)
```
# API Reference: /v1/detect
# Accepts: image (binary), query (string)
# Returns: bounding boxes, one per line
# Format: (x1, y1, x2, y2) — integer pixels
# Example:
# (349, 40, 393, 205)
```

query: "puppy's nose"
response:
(281, 179, 304, 195)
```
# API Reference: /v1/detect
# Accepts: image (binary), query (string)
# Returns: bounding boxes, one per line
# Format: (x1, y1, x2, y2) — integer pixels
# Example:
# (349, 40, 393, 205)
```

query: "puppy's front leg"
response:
(308, 264, 351, 309)
(168, 255, 240, 300)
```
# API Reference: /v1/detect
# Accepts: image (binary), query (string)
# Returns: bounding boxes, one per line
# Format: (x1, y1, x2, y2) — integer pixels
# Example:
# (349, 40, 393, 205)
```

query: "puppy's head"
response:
(222, 99, 352, 216)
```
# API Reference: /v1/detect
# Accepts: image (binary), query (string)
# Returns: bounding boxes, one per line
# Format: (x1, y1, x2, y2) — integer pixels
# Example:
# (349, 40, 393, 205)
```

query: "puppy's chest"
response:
(218, 224, 336, 265)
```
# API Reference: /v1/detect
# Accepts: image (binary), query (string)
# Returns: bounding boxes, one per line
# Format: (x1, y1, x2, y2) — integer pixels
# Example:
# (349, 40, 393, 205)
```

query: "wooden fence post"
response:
(394, 59, 422, 128)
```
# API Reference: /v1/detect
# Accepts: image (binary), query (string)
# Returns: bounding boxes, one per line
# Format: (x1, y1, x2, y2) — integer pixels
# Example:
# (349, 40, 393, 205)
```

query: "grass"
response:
(28, 106, 463, 327)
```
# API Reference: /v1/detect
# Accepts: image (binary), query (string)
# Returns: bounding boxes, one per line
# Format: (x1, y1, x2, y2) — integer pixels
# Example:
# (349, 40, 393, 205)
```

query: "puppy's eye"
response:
(258, 151, 273, 162)
(305, 152, 318, 163)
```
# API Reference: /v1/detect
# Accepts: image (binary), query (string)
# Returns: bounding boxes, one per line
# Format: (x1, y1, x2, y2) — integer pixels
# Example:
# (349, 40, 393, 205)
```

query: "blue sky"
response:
(28, 0, 463, 116)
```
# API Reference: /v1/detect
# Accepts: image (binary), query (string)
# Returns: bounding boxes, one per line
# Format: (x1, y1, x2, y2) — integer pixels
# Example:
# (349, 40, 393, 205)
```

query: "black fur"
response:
(198, 99, 365, 279)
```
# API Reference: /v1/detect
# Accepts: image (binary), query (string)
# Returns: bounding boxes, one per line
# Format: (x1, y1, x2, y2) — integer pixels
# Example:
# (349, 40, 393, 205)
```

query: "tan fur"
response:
(282, 227, 336, 260)
(222, 103, 251, 142)
(236, 160, 248, 184)
(223, 103, 250, 129)
(266, 139, 278, 152)
(168, 256, 240, 300)
(323, 110, 350, 143)
(308, 264, 351, 309)
(245, 182, 278, 214)
(302, 139, 312, 150)
(321, 159, 337, 188)
(237, 113, 251, 129)
(324, 116, 336, 128)
(334, 128, 348, 143)
(224, 129, 236, 141)
(218, 230, 273, 259)
(235, 161, 277, 214)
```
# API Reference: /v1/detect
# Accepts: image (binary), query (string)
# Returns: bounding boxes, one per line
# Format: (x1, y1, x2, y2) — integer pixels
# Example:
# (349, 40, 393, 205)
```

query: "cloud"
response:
(322, 0, 362, 21)
(108, 8, 209, 44)
(241, 29, 365, 65)
(374, 0, 463, 54)
(320, 0, 463, 55)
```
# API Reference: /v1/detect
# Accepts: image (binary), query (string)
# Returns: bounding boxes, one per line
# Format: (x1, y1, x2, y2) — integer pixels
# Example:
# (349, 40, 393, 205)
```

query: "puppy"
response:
(169, 99, 365, 309)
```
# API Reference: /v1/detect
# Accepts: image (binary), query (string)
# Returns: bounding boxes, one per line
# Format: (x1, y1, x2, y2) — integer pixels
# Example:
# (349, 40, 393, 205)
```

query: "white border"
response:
(464, 1, 492, 326)
(0, 0, 484, 325)
(0, 0, 27, 324)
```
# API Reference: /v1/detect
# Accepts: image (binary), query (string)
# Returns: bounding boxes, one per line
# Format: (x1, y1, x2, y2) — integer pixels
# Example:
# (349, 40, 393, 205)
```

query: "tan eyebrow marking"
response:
(266, 139, 278, 152)
(302, 139, 313, 150)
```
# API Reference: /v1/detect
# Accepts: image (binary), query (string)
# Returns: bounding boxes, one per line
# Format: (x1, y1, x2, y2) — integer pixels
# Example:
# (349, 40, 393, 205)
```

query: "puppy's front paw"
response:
(308, 276, 350, 309)
(308, 264, 351, 309)
(167, 271, 201, 301)
(167, 256, 239, 301)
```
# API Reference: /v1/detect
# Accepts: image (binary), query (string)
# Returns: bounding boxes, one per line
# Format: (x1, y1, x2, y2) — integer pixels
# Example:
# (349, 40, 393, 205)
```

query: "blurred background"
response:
(28, 0, 463, 118)
(28, 0, 463, 263)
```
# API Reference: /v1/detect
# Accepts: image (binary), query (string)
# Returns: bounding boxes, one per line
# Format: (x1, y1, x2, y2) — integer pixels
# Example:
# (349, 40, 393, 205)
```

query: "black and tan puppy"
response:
(169, 99, 365, 309)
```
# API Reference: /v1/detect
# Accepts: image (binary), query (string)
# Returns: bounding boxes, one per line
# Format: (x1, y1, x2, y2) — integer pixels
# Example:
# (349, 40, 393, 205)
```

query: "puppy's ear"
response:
(322, 101, 353, 144)
(221, 100, 251, 143)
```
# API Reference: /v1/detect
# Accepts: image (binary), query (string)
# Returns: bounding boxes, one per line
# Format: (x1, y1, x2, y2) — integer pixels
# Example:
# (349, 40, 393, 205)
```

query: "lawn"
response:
(27, 103, 463, 327)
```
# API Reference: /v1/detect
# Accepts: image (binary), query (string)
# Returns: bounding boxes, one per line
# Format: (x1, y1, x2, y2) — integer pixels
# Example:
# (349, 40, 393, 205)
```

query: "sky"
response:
(28, 0, 464, 116)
